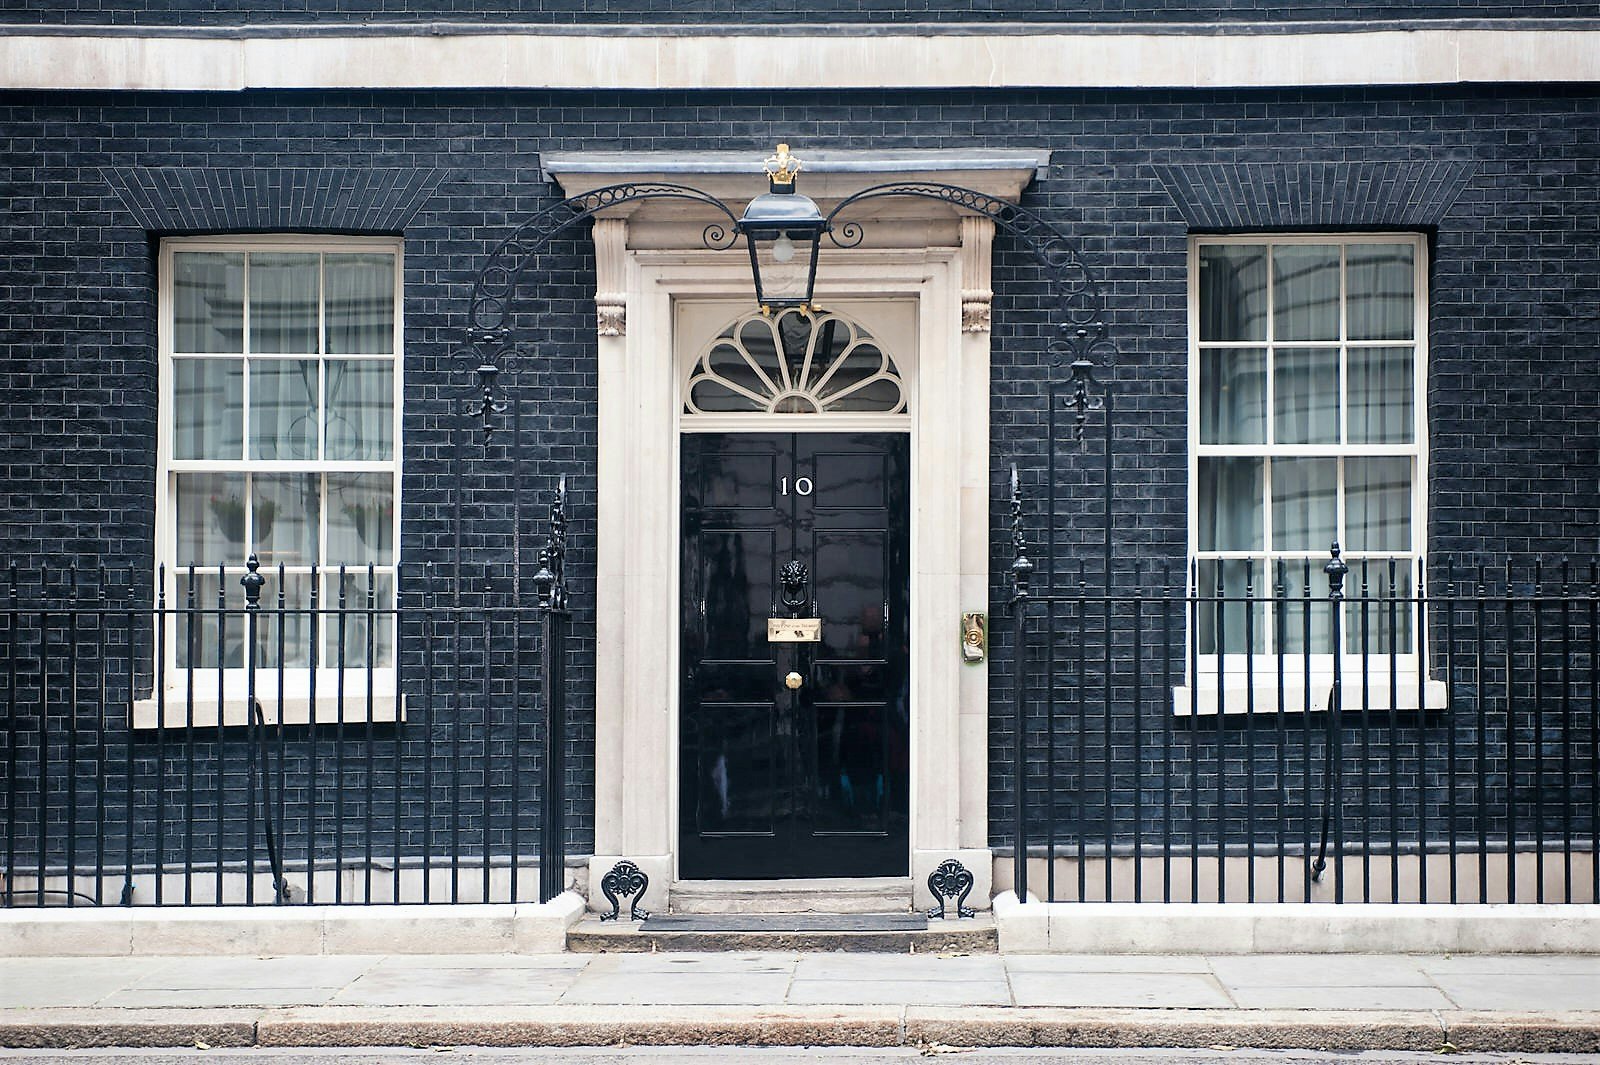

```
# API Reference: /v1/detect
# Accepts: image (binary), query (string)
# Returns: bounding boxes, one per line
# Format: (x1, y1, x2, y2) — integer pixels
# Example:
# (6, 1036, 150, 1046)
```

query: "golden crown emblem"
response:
(763, 143, 801, 186)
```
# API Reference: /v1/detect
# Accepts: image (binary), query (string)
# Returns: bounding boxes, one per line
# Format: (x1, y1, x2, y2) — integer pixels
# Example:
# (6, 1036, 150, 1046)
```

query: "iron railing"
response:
(2, 499, 573, 908)
(1006, 480, 1599, 906)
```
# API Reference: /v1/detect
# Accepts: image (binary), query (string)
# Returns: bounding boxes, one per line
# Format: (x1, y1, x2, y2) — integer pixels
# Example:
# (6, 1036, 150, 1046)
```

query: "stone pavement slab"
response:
(558, 971, 796, 1006)
(127, 956, 380, 990)
(2, 950, 1600, 1052)
(1421, 954, 1600, 975)
(1428, 972, 1600, 1012)
(792, 953, 1005, 981)
(786, 977, 1012, 1006)
(1207, 953, 1433, 987)
(1224, 984, 1455, 1011)
(96, 987, 338, 1009)
(1008, 971, 1233, 1009)
(331, 968, 574, 1007)
(581, 951, 795, 975)
(1002, 954, 1213, 973)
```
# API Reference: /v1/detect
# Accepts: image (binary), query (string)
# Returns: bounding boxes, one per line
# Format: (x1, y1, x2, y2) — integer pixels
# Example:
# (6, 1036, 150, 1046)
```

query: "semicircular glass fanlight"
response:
(684, 308, 906, 416)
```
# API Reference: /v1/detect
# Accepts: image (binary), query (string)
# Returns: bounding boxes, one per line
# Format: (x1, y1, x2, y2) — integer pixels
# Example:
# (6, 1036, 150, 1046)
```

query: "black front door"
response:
(680, 432, 910, 879)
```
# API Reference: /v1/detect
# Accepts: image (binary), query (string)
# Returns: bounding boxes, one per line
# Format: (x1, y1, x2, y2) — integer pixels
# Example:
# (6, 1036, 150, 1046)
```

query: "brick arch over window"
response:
(100, 167, 452, 233)
(1151, 161, 1477, 230)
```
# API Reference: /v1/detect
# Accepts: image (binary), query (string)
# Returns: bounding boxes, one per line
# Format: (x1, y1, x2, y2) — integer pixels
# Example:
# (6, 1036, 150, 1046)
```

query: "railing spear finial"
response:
(1009, 465, 1033, 606)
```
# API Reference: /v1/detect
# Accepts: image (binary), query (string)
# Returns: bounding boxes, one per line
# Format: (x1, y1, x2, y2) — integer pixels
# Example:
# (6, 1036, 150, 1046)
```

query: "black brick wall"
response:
(1, 84, 1596, 876)
(6, 1, 1599, 24)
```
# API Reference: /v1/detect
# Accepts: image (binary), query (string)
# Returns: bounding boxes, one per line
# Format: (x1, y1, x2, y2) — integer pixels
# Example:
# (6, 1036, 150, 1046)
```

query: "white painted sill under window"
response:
(1172, 672, 1447, 717)
(131, 670, 404, 730)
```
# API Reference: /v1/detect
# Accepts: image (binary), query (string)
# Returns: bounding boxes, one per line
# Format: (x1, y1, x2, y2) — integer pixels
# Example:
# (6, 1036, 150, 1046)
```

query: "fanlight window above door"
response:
(684, 309, 906, 416)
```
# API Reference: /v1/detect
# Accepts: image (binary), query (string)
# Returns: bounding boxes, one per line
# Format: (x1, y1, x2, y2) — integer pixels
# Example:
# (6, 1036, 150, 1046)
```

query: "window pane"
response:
(325, 360, 394, 461)
(326, 253, 395, 355)
(1275, 559, 1333, 656)
(249, 252, 320, 354)
(253, 570, 313, 669)
(327, 473, 394, 566)
(1346, 457, 1412, 553)
(1197, 457, 1263, 552)
(1346, 243, 1414, 341)
(1199, 348, 1266, 445)
(174, 472, 246, 566)
(1195, 559, 1266, 654)
(1272, 245, 1340, 342)
(253, 473, 319, 568)
(173, 252, 243, 353)
(249, 360, 319, 460)
(175, 569, 245, 670)
(1346, 559, 1413, 656)
(1348, 346, 1415, 444)
(324, 570, 395, 669)
(1198, 245, 1267, 342)
(173, 358, 243, 460)
(1273, 347, 1339, 444)
(1271, 457, 1337, 552)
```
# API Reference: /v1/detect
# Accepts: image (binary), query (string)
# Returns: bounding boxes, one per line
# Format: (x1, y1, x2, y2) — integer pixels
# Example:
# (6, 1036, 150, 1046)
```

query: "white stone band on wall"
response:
(0, 26, 1597, 92)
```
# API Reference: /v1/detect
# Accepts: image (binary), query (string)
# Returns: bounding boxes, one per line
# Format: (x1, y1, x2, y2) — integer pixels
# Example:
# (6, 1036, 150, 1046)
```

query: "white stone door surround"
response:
(541, 149, 1048, 912)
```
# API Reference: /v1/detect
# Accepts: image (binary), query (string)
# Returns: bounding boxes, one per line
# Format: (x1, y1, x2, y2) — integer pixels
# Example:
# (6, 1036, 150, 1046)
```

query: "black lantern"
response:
(738, 144, 829, 314)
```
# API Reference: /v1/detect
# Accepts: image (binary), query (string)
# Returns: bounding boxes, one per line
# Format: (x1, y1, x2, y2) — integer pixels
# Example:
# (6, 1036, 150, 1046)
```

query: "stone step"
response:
(669, 877, 913, 915)
(566, 912, 997, 953)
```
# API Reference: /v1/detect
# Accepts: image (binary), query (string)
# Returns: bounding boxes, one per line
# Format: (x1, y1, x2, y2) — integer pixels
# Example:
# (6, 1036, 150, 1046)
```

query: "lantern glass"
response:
(739, 190, 827, 311)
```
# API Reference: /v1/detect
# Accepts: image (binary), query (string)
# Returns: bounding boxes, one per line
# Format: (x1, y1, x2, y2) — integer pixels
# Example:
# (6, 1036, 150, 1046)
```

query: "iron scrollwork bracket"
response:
(462, 183, 742, 442)
(824, 181, 1116, 446)
(926, 858, 976, 920)
(598, 859, 651, 922)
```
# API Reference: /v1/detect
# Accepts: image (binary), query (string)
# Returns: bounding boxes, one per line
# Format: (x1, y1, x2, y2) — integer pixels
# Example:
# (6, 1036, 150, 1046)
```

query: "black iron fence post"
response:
(241, 555, 289, 905)
(1312, 542, 1349, 900)
(533, 477, 570, 904)
(1008, 466, 1034, 902)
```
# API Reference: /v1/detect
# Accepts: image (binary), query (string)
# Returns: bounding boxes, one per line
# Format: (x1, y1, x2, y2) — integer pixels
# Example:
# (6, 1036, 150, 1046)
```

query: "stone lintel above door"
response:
(542, 147, 1050, 208)
(542, 148, 1048, 253)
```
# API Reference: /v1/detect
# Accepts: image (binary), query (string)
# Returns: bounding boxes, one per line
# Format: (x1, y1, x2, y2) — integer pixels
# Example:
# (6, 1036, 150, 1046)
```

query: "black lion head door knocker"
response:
(779, 559, 809, 617)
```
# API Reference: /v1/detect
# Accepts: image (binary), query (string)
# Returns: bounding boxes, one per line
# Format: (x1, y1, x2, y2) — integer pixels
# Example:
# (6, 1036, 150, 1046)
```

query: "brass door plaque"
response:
(768, 617, 822, 643)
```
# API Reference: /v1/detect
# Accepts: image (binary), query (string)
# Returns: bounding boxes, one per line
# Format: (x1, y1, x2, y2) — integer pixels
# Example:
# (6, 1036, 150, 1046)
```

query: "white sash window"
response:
(149, 236, 402, 723)
(1186, 234, 1433, 712)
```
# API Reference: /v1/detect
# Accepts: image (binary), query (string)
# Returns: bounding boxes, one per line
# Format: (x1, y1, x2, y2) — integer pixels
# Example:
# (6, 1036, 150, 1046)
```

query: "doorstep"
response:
(567, 911, 998, 953)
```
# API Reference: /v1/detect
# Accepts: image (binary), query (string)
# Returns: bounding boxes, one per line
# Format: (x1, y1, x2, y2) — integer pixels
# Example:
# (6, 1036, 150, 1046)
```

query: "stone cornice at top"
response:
(0, 21, 1597, 91)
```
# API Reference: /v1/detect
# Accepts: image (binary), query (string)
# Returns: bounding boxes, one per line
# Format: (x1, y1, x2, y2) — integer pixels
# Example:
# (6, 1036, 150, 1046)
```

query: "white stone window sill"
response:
(1172, 674, 1447, 717)
(131, 671, 404, 729)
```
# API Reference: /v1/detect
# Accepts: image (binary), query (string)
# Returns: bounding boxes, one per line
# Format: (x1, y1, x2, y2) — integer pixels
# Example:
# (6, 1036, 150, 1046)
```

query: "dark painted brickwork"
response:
(1, 85, 1596, 875)
(7, 1, 1600, 24)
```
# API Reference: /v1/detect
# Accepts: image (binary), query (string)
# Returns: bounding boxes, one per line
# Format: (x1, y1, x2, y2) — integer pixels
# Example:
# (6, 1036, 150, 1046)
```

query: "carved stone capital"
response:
(593, 218, 628, 338)
(961, 288, 993, 332)
(596, 293, 626, 336)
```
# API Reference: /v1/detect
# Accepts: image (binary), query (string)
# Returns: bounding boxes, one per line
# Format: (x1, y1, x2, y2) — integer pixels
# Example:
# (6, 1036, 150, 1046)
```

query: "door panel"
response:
(680, 432, 909, 879)
(685, 704, 779, 836)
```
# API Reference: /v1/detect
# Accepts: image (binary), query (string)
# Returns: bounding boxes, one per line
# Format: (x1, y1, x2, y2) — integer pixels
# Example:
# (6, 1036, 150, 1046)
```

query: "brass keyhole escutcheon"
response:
(784, 671, 803, 690)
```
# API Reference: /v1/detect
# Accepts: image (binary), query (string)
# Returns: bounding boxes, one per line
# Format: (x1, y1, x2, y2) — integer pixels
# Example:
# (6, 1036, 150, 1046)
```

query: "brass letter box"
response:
(768, 617, 822, 643)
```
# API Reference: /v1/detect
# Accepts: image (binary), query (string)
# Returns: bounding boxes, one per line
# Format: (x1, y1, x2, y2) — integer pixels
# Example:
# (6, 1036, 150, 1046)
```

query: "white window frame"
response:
(138, 234, 404, 728)
(1181, 231, 1442, 715)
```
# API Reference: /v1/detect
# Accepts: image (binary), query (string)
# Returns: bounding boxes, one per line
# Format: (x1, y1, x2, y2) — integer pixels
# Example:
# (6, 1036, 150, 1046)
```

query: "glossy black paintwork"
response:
(680, 432, 910, 879)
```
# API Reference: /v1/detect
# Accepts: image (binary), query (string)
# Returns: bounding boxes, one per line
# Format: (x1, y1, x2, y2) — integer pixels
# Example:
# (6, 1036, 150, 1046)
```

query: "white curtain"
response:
(325, 253, 394, 355)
